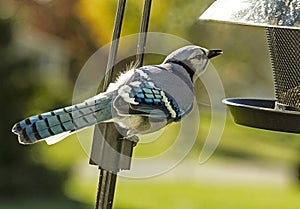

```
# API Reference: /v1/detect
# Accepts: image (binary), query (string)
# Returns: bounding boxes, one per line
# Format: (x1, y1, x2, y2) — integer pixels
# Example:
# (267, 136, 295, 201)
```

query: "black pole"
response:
(95, 170, 117, 209)
(136, 0, 152, 67)
(94, 1, 127, 209)
(93, 0, 152, 208)
(103, 0, 127, 89)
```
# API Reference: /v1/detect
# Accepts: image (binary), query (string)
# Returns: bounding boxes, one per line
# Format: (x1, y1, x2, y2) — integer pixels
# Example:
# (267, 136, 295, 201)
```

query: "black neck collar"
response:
(167, 60, 194, 81)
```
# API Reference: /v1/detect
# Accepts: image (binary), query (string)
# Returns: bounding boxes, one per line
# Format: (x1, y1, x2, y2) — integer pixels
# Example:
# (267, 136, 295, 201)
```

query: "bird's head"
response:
(163, 45, 222, 81)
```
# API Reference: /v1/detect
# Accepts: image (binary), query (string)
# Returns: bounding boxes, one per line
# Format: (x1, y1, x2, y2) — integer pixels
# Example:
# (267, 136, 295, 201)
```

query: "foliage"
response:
(0, 18, 70, 198)
(0, 198, 90, 209)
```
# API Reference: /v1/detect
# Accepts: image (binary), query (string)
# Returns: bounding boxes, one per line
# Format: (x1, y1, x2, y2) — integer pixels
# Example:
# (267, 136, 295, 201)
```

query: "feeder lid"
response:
(223, 98, 300, 134)
(200, 0, 300, 29)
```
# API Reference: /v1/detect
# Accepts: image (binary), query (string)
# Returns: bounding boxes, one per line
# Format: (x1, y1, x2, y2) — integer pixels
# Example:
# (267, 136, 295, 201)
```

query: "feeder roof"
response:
(200, 0, 300, 29)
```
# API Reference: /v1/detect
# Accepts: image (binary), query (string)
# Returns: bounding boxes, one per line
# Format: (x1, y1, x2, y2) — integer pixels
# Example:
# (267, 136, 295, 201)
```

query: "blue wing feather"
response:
(113, 71, 181, 121)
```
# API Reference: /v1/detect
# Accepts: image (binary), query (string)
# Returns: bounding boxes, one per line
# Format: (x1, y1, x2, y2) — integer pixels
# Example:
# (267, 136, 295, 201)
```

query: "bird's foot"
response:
(125, 135, 139, 143)
(121, 135, 139, 147)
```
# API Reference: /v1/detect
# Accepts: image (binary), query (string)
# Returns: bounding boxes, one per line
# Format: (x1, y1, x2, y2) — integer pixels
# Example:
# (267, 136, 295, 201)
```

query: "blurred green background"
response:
(1, 0, 300, 208)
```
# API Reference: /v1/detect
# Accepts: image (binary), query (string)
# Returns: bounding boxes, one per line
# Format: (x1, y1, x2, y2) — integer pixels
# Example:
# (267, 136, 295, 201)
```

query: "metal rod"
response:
(136, 0, 152, 67)
(95, 0, 126, 209)
(103, 0, 127, 89)
(94, 1, 152, 209)
(95, 170, 117, 209)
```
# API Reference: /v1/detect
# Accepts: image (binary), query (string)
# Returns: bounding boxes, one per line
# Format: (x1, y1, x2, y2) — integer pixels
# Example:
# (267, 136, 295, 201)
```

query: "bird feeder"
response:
(200, 0, 300, 133)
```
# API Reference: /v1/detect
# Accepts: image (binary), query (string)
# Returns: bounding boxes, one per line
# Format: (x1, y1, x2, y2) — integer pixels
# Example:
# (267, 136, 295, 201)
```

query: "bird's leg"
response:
(116, 126, 139, 145)
(118, 134, 139, 147)
(124, 135, 139, 144)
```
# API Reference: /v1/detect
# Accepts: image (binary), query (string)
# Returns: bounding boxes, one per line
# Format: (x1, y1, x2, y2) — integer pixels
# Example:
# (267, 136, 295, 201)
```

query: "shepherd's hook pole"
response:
(94, 1, 126, 209)
(93, 0, 152, 208)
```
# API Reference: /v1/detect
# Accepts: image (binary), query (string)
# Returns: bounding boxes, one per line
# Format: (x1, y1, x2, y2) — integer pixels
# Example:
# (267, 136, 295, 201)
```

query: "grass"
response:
(3, 180, 300, 209)
(3, 183, 300, 209)
(114, 180, 300, 209)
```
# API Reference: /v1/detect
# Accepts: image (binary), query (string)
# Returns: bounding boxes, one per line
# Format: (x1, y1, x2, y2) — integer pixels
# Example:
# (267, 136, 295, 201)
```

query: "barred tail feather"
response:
(12, 93, 113, 145)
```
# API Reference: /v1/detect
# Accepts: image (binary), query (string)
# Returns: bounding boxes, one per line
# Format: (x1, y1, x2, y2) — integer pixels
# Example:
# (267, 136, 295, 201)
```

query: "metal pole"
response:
(93, 0, 152, 208)
(136, 0, 152, 67)
(94, 1, 126, 209)
(95, 169, 117, 209)
(103, 0, 127, 89)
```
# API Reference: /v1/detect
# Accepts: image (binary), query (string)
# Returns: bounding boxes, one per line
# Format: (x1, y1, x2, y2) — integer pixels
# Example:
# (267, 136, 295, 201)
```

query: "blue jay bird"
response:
(12, 45, 222, 145)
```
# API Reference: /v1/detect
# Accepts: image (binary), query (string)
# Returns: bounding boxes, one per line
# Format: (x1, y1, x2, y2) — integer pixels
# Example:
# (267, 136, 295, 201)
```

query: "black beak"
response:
(207, 49, 223, 59)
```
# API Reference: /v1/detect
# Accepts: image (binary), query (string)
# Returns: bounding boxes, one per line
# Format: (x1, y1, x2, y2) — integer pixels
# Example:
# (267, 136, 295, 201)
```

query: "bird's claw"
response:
(123, 135, 139, 146)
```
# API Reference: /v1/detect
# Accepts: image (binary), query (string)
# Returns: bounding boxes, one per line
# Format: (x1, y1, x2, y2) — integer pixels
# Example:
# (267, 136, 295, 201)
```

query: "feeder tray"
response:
(200, 0, 300, 134)
(223, 98, 300, 133)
